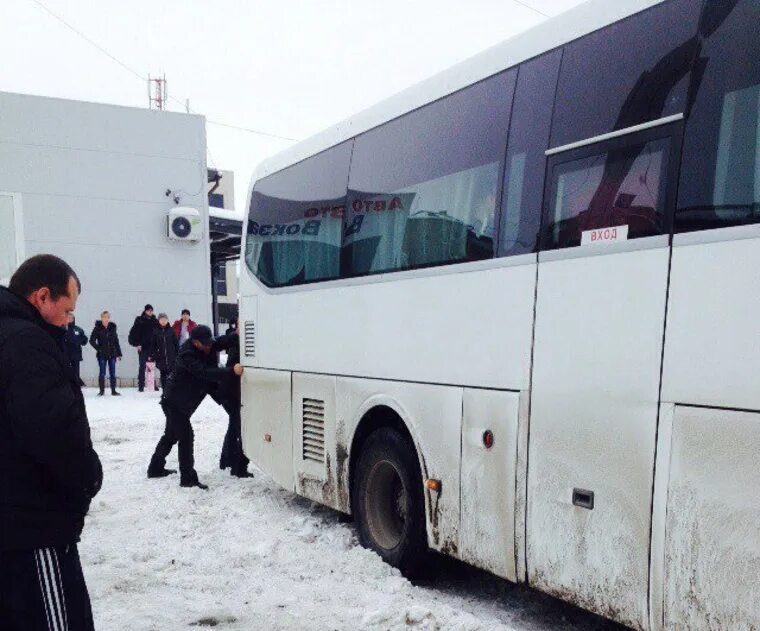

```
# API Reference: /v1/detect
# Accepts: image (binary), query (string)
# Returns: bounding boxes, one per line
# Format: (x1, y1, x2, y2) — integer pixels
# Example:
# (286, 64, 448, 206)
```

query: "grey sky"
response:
(1, 0, 585, 210)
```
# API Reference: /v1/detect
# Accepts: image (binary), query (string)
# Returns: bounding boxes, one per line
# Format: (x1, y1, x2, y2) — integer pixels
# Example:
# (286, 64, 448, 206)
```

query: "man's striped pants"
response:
(0, 545, 94, 631)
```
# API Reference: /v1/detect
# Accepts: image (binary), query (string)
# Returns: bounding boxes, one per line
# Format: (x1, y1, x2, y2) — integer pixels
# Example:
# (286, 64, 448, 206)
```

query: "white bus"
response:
(238, 0, 760, 628)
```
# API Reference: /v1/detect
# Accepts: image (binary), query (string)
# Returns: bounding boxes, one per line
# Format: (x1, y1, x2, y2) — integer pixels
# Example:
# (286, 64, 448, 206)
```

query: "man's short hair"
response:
(181, 309, 191, 316)
(9, 254, 81, 300)
(101, 310, 110, 317)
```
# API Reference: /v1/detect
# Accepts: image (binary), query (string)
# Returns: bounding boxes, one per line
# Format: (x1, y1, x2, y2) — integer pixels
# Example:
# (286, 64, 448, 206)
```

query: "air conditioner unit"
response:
(167, 207, 203, 241)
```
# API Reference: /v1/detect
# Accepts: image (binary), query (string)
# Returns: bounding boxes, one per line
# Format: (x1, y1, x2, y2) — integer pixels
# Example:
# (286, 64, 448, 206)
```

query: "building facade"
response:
(0, 91, 212, 385)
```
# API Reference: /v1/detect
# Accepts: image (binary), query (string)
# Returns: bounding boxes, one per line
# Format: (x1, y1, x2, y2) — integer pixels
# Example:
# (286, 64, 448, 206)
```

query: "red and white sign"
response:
(581, 225, 629, 246)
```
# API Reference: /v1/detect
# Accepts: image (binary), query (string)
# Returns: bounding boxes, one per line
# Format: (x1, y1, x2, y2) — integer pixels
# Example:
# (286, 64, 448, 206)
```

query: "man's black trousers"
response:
(149, 403, 197, 483)
(220, 401, 249, 474)
(0, 545, 94, 631)
(159, 368, 171, 391)
(137, 347, 150, 390)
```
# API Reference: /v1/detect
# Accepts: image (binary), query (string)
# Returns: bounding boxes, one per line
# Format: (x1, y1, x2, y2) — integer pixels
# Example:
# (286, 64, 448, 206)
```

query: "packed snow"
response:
(81, 389, 623, 631)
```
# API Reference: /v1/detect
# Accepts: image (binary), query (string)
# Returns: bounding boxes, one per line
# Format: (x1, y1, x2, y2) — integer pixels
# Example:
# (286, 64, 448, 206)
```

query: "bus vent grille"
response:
(302, 398, 325, 464)
(243, 321, 256, 358)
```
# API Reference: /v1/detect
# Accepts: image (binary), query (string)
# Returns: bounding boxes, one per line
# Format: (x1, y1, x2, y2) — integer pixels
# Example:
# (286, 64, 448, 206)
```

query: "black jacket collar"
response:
(0, 286, 67, 346)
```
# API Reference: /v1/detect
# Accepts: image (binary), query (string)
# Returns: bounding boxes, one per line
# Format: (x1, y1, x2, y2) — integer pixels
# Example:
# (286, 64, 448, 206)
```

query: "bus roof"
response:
(250, 0, 665, 186)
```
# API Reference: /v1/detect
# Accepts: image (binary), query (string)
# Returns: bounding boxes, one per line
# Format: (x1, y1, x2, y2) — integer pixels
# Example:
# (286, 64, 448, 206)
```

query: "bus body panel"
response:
(662, 228, 760, 411)
(460, 388, 520, 582)
(292, 373, 338, 506)
(662, 406, 760, 629)
(241, 367, 294, 492)
(249, 259, 537, 391)
(528, 245, 670, 631)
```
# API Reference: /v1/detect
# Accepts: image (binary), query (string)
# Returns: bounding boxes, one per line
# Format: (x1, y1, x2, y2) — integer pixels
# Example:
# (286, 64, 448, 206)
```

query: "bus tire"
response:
(352, 427, 427, 577)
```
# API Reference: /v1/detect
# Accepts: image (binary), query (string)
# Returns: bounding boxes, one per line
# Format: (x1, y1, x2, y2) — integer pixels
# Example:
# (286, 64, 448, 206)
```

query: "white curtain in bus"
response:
(713, 84, 760, 219)
(350, 161, 500, 273)
(246, 215, 342, 286)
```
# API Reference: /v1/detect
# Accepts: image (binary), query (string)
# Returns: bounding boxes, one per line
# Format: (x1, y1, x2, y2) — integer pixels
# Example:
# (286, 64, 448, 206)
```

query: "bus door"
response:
(526, 121, 682, 629)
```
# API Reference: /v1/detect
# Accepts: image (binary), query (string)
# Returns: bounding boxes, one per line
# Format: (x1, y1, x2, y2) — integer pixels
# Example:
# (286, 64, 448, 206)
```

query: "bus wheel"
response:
(352, 427, 426, 576)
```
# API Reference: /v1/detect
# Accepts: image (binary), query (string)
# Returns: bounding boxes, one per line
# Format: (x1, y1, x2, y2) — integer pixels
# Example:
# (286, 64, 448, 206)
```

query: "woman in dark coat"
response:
(89, 310, 122, 396)
(64, 314, 88, 385)
(151, 313, 179, 390)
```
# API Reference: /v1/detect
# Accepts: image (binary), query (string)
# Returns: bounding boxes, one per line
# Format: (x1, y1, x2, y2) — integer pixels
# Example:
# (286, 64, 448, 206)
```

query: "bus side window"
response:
(542, 134, 672, 250)
(245, 141, 353, 288)
(343, 69, 516, 277)
(675, 0, 760, 233)
(549, 0, 701, 149)
(498, 50, 562, 257)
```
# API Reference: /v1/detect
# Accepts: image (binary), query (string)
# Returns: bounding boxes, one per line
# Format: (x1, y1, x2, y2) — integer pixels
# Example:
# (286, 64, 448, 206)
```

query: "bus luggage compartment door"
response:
(527, 243, 670, 630)
(459, 388, 519, 582)
(662, 405, 760, 629)
(241, 368, 294, 491)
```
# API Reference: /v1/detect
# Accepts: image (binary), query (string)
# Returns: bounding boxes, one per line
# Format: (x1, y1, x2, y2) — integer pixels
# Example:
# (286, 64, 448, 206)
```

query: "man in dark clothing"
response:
(147, 325, 243, 489)
(90, 310, 123, 396)
(128, 304, 159, 392)
(218, 318, 251, 478)
(64, 313, 88, 385)
(152, 312, 179, 390)
(0, 254, 102, 631)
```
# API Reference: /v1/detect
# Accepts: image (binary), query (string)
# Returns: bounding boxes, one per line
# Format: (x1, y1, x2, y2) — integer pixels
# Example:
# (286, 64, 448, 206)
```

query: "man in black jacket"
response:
(128, 304, 159, 392)
(147, 325, 243, 489)
(151, 312, 179, 390)
(64, 313, 88, 386)
(0, 254, 102, 630)
(218, 318, 251, 478)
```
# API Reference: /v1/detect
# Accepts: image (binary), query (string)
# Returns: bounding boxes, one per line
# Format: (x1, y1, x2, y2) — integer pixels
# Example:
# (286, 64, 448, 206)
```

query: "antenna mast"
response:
(148, 74, 168, 110)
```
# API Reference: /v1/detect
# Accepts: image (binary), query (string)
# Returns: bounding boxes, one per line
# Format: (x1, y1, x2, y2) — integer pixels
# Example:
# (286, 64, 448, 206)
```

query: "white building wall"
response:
(0, 91, 212, 384)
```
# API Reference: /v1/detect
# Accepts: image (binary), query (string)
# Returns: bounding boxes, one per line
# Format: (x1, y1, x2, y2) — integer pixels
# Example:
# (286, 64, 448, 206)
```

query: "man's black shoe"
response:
(147, 468, 177, 478)
(180, 479, 209, 490)
(138, 386, 144, 392)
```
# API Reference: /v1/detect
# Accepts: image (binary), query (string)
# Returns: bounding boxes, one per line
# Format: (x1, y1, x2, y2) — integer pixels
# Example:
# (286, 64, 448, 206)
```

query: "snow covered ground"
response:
(81, 389, 623, 631)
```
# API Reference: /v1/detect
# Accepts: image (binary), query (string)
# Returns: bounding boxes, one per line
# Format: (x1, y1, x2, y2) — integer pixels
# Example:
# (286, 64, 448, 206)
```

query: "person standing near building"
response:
(129, 304, 159, 392)
(172, 308, 196, 347)
(152, 312, 179, 390)
(89, 310, 122, 396)
(64, 313, 88, 385)
(0, 254, 102, 630)
(147, 325, 242, 489)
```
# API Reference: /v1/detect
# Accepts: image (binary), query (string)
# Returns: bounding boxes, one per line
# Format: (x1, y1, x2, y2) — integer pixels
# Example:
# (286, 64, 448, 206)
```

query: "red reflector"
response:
(264, 434, 272, 442)
(483, 430, 494, 449)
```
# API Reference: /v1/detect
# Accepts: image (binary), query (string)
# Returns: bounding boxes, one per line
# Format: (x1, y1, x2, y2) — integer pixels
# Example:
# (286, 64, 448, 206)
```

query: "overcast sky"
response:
(1, 0, 585, 210)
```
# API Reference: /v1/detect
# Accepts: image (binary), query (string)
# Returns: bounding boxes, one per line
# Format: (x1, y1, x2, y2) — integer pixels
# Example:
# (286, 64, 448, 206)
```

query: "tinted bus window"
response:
(543, 134, 672, 249)
(245, 141, 353, 287)
(344, 70, 516, 277)
(550, 0, 701, 148)
(676, 0, 760, 233)
(499, 50, 562, 257)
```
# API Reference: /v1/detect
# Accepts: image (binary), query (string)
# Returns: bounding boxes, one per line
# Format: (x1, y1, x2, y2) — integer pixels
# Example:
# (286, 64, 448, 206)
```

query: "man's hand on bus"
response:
(233, 364, 244, 376)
